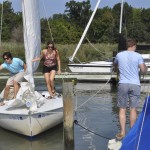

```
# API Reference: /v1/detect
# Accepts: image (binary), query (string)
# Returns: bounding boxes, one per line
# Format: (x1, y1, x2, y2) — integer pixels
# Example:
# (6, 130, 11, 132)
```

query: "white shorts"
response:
(6, 72, 25, 86)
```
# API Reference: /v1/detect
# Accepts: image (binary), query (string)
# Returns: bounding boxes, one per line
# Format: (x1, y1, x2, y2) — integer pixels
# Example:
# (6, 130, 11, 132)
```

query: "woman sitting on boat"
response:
(32, 41, 61, 99)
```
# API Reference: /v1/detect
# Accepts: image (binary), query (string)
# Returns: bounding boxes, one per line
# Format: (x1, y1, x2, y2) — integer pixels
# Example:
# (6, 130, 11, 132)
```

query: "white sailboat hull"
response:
(0, 93, 63, 137)
(141, 54, 150, 72)
(68, 54, 150, 73)
(68, 61, 113, 73)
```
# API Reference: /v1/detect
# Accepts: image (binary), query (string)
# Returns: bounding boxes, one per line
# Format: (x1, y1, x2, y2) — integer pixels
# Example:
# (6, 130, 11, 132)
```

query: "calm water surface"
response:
(0, 79, 147, 150)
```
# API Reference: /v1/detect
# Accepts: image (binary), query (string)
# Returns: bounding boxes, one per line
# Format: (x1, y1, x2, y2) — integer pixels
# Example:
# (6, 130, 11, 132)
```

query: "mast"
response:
(0, 1, 3, 47)
(119, 0, 124, 34)
(118, 0, 126, 51)
(22, 0, 41, 88)
(69, 0, 102, 62)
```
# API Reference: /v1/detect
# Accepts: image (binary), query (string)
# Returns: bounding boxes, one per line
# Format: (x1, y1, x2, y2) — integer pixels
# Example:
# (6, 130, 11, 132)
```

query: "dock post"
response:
(63, 79, 76, 150)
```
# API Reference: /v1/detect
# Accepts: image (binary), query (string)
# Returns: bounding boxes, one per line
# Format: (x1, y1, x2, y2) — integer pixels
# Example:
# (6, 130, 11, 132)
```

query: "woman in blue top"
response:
(0, 52, 26, 105)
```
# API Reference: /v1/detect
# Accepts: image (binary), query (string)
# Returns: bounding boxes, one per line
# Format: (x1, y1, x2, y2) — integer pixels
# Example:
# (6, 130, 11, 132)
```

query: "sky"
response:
(0, 0, 150, 18)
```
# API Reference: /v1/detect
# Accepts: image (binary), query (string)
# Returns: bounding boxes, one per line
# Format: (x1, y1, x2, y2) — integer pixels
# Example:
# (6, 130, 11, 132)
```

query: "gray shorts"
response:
(117, 83, 140, 108)
(6, 72, 25, 86)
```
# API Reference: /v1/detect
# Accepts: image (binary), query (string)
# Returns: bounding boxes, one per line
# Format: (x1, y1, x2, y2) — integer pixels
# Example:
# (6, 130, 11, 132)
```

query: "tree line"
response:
(0, 0, 150, 44)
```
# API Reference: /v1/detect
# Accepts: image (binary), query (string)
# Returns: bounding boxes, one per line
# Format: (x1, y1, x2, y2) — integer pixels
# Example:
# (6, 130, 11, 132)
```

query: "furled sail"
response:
(22, 0, 41, 88)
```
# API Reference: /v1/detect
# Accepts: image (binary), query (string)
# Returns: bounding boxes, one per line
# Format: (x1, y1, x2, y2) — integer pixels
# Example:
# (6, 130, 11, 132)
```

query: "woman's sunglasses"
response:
(48, 46, 53, 49)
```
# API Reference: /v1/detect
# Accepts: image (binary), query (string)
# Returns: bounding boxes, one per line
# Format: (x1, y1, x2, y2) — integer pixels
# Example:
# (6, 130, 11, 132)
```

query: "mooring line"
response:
(74, 120, 111, 140)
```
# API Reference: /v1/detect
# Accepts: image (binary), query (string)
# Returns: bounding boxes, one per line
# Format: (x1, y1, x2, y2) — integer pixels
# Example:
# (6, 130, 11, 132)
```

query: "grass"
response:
(0, 42, 118, 71)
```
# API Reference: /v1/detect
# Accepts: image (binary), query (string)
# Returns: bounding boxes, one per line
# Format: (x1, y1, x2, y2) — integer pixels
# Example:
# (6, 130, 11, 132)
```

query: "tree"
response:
(112, 2, 133, 42)
(11, 25, 23, 42)
(1, 1, 14, 41)
(41, 17, 80, 44)
(65, 0, 91, 28)
(88, 7, 115, 43)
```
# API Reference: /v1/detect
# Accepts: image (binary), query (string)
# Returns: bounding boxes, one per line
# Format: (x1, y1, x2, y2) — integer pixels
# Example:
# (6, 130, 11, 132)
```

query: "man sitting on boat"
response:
(0, 52, 26, 105)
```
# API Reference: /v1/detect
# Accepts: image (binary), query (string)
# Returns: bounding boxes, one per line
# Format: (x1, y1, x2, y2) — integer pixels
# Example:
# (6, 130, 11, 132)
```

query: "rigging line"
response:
(74, 71, 114, 111)
(42, 0, 54, 42)
(0, 0, 3, 47)
(86, 37, 101, 54)
(69, 0, 102, 62)
(85, 37, 114, 61)
(74, 120, 111, 140)
(136, 94, 149, 150)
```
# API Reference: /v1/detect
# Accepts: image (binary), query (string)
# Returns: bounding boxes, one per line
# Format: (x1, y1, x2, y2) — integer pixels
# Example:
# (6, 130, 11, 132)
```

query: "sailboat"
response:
(68, 0, 150, 75)
(68, 0, 114, 74)
(0, 0, 63, 137)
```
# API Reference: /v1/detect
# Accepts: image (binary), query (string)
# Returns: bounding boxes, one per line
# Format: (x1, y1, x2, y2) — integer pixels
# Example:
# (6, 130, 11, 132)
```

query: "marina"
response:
(0, 79, 148, 150)
(0, 0, 149, 149)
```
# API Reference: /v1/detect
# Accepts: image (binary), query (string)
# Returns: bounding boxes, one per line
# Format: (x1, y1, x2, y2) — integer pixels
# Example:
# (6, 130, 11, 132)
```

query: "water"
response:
(0, 79, 147, 150)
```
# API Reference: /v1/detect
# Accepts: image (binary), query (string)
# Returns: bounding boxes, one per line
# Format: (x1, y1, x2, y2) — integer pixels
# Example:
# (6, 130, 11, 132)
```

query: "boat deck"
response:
(0, 97, 63, 115)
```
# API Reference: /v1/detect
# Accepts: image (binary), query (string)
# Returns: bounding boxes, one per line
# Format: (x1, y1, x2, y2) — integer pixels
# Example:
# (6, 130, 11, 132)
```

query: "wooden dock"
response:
(0, 72, 117, 81)
(0, 72, 149, 83)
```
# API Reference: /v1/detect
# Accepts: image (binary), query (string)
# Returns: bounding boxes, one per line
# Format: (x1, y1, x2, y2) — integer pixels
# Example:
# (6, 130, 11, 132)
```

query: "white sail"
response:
(22, 0, 41, 87)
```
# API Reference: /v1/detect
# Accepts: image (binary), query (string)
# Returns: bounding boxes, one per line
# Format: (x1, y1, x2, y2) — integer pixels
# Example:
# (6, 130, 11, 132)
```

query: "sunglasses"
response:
(48, 46, 53, 49)
(4, 57, 9, 60)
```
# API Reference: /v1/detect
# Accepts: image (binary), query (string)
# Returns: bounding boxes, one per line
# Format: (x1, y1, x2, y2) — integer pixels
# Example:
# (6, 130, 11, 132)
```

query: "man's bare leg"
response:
(13, 81, 20, 98)
(4, 85, 10, 100)
(130, 108, 137, 128)
(119, 108, 126, 135)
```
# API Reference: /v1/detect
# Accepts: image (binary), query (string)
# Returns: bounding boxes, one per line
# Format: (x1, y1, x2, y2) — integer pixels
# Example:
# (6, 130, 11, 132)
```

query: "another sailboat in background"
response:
(0, 0, 63, 137)
(68, 0, 114, 74)
(68, 0, 150, 76)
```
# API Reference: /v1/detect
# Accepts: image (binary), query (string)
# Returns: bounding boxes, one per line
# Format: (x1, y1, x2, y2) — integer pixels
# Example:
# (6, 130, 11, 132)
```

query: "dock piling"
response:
(63, 79, 76, 150)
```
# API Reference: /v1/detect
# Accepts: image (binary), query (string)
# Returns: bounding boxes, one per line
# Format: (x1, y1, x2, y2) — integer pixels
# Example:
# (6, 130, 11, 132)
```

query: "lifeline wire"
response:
(74, 71, 115, 111)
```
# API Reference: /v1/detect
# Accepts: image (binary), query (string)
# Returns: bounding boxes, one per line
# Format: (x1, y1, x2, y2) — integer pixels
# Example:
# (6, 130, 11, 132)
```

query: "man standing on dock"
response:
(113, 38, 147, 140)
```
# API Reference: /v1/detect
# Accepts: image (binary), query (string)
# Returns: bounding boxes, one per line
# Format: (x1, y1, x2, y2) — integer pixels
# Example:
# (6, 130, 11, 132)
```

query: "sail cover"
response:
(22, 0, 41, 87)
(120, 96, 150, 150)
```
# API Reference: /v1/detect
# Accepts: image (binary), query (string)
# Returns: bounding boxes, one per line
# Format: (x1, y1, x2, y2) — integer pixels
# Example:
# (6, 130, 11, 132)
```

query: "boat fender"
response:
(107, 139, 122, 150)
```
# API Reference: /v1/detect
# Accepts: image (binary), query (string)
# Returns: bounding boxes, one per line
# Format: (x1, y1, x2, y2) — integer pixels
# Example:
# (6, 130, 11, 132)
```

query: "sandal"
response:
(46, 96, 53, 99)
(52, 91, 56, 96)
(116, 133, 125, 140)
(0, 101, 5, 106)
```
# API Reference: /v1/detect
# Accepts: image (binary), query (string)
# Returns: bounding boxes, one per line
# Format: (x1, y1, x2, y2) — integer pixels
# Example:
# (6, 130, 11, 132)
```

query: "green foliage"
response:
(0, 0, 150, 44)
(65, 0, 91, 28)
(0, 42, 118, 68)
